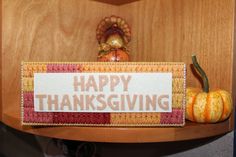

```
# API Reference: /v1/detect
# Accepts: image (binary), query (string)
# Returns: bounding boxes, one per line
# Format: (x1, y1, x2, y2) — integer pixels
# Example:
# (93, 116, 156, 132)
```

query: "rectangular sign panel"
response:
(34, 73, 172, 112)
(22, 62, 186, 126)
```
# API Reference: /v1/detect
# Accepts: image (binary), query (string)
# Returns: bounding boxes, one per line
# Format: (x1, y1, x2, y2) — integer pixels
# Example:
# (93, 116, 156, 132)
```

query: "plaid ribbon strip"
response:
(21, 62, 186, 126)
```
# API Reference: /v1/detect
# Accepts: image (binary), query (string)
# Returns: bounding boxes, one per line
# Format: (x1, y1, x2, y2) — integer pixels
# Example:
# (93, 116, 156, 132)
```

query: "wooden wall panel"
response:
(119, 0, 235, 91)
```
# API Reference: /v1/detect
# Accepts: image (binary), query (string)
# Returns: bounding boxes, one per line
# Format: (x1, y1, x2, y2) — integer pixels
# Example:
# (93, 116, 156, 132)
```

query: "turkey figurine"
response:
(96, 15, 131, 62)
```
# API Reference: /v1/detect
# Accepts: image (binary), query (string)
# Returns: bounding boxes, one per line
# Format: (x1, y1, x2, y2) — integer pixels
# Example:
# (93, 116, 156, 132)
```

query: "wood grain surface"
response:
(1, 0, 235, 142)
(120, 0, 235, 90)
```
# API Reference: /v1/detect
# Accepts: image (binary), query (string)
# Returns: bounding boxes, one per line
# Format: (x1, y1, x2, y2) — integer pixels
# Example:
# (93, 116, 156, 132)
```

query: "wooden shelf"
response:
(2, 110, 234, 143)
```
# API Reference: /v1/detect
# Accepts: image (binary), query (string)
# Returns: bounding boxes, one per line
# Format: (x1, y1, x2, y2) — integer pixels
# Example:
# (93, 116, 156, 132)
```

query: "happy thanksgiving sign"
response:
(34, 73, 172, 113)
(22, 62, 186, 126)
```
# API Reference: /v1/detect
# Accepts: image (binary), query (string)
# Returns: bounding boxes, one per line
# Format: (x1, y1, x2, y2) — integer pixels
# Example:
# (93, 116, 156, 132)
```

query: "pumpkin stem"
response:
(192, 55, 209, 93)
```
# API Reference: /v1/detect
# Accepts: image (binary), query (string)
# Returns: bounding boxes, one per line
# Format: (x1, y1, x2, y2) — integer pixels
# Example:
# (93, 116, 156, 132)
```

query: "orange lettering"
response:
(86, 76, 98, 92)
(108, 94, 119, 110)
(126, 95, 138, 111)
(60, 95, 72, 110)
(158, 95, 170, 111)
(73, 94, 84, 111)
(96, 94, 106, 110)
(139, 95, 144, 111)
(74, 76, 85, 91)
(121, 75, 132, 91)
(146, 95, 157, 111)
(99, 75, 108, 91)
(47, 95, 59, 111)
(110, 75, 120, 91)
(85, 95, 95, 110)
(35, 94, 46, 110)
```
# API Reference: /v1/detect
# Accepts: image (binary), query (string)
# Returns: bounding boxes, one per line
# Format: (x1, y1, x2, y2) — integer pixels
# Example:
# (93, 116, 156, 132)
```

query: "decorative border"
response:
(21, 62, 186, 127)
